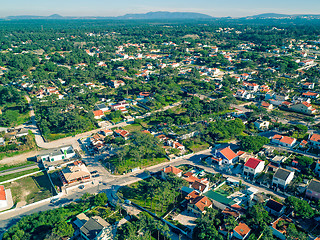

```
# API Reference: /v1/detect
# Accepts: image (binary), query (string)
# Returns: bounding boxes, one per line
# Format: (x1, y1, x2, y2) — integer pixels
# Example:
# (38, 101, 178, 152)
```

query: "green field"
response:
(0, 168, 39, 183)
(3, 172, 53, 205)
(123, 123, 144, 132)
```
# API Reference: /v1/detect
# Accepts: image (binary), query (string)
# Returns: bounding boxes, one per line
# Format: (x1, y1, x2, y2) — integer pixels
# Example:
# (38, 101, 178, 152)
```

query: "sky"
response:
(1, 0, 320, 18)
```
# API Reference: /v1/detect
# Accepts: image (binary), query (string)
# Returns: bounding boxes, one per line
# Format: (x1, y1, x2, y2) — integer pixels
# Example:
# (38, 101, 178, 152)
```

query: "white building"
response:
(243, 158, 265, 179)
(39, 145, 76, 162)
(272, 168, 294, 190)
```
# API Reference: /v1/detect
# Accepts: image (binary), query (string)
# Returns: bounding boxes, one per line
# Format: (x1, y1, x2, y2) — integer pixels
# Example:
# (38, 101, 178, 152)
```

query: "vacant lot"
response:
(0, 168, 39, 183)
(3, 172, 53, 206)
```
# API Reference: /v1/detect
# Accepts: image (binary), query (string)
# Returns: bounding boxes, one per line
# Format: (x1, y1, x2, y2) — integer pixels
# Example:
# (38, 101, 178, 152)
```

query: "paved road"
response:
(0, 147, 288, 236)
(25, 98, 182, 150)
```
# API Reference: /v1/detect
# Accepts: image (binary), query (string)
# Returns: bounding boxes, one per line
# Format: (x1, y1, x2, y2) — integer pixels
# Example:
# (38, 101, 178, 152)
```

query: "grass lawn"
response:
(3, 172, 53, 205)
(189, 142, 210, 152)
(107, 157, 168, 175)
(0, 168, 39, 183)
(123, 123, 144, 132)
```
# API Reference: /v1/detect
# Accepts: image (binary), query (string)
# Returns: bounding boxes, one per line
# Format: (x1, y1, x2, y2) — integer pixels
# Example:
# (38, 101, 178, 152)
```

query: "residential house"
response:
(271, 134, 297, 147)
(243, 82, 259, 92)
(272, 168, 295, 190)
(215, 146, 239, 165)
(232, 222, 251, 240)
(243, 158, 265, 179)
(93, 110, 104, 119)
(172, 141, 185, 151)
(261, 101, 273, 111)
(109, 80, 125, 88)
(222, 207, 241, 220)
(265, 199, 285, 216)
(191, 180, 210, 193)
(234, 89, 254, 100)
(59, 160, 91, 185)
(161, 166, 183, 178)
(80, 216, 113, 240)
(309, 133, 320, 148)
(302, 91, 319, 99)
(100, 129, 113, 137)
(0, 185, 7, 208)
(39, 145, 76, 163)
(302, 82, 315, 90)
(306, 179, 320, 201)
(254, 120, 270, 131)
(114, 129, 129, 140)
(290, 101, 316, 115)
(270, 216, 293, 240)
(187, 195, 212, 216)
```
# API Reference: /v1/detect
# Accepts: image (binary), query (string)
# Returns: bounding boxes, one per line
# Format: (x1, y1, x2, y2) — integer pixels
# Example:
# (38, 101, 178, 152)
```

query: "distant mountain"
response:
(116, 11, 213, 19)
(7, 14, 64, 20)
(247, 13, 291, 19)
(245, 13, 320, 19)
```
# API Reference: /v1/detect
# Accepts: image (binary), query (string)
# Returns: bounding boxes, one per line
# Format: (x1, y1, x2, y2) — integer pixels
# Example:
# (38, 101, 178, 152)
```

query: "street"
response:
(0, 147, 287, 238)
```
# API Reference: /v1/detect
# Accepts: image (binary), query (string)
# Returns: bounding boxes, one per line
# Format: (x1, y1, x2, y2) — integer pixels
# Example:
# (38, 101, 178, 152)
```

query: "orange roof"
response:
(233, 222, 251, 237)
(219, 147, 237, 161)
(302, 91, 318, 96)
(261, 101, 271, 107)
(141, 130, 151, 134)
(0, 185, 6, 201)
(273, 134, 296, 145)
(184, 175, 200, 183)
(163, 166, 182, 175)
(186, 190, 200, 200)
(310, 133, 320, 142)
(93, 110, 103, 116)
(190, 196, 212, 212)
(302, 101, 312, 107)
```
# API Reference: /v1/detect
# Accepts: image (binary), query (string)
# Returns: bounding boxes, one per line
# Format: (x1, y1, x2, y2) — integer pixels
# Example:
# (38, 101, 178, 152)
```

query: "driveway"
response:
(173, 210, 198, 231)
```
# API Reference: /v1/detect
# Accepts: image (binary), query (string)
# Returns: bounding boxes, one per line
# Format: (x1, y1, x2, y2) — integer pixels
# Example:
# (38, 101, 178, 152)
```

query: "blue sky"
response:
(1, 0, 320, 18)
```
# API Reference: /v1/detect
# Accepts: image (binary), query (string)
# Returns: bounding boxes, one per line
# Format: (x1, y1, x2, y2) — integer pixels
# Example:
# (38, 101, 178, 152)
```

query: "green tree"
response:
(52, 221, 74, 238)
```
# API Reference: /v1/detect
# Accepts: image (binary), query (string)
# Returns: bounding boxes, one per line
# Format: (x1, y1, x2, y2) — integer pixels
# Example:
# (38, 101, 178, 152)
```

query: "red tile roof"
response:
(190, 196, 212, 212)
(219, 147, 237, 161)
(233, 222, 251, 238)
(310, 133, 320, 142)
(93, 110, 103, 117)
(162, 166, 182, 175)
(302, 101, 312, 107)
(244, 158, 263, 169)
(273, 134, 296, 145)
(0, 185, 6, 201)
